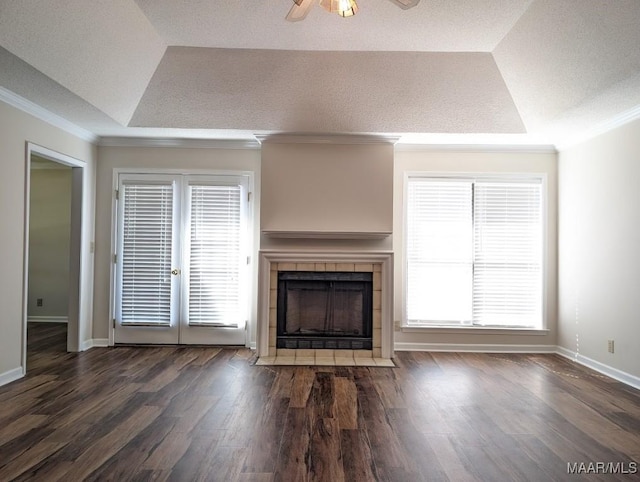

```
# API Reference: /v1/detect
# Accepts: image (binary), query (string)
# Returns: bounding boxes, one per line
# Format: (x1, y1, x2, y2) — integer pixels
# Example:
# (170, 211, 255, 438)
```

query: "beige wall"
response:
(261, 142, 393, 235)
(28, 164, 72, 318)
(558, 120, 640, 378)
(93, 146, 261, 342)
(0, 100, 96, 381)
(393, 148, 558, 348)
(4, 92, 637, 383)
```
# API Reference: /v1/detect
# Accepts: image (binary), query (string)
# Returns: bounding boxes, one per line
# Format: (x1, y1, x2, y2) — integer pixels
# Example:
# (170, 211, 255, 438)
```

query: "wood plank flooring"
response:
(0, 323, 638, 481)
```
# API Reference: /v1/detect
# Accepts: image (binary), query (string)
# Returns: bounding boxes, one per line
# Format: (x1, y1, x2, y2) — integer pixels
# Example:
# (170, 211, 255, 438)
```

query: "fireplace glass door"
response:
(277, 271, 373, 349)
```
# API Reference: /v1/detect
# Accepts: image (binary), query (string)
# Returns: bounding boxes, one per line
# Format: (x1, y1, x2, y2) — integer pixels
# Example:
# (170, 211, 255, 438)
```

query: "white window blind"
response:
(120, 182, 175, 325)
(186, 184, 242, 326)
(473, 182, 542, 327)
(406, 179, 473, 323)
(406, 176, 543, 328)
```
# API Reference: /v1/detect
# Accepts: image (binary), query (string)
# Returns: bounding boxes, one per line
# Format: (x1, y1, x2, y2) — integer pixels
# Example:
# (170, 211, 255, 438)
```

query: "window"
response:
(405, 175, 543, 328)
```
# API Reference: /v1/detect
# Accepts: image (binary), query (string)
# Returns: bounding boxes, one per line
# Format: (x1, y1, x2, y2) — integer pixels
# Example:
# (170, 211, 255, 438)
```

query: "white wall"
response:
(558, 120, 640, 378)
(393, 148, 558, 349)
(93, 146, 261, 343)
(0, 100, 96, 383)
(28, 164, 72, 318)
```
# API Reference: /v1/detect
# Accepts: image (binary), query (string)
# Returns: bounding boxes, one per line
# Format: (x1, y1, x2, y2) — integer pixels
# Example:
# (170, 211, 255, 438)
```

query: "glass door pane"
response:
(114, 173, 250, 346)
(114, 175, 181, 344)
(179, 177, 248, 345)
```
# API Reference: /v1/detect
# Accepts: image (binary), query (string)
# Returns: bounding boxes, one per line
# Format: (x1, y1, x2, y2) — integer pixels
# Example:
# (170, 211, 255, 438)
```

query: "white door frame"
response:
(22, 142, 86, 371)
(109, 168, 255, 346)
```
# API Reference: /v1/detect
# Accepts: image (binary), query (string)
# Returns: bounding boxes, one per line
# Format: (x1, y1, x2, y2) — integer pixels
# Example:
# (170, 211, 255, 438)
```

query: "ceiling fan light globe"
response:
(319, 0, 358, 16)
(337, 0, 358, 16)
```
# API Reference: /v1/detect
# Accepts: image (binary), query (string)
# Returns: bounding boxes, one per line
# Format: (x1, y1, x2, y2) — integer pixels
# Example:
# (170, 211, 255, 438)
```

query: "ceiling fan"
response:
(287, 0, 420, 22)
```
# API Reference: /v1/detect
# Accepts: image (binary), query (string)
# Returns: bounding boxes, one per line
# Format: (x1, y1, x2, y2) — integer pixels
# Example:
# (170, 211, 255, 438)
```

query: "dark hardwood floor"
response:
(1, 323, 638, 481)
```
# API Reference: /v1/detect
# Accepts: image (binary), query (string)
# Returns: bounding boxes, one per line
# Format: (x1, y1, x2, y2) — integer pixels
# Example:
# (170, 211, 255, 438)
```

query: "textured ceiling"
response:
(132, 0, 533, 52)
(0, 0, 639, 145)
(130, 48, 524, 134)
(494, 0, 640, 136)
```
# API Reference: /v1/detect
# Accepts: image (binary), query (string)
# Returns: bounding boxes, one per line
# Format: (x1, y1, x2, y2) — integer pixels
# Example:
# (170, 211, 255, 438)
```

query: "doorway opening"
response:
(23, 143, 85, 373)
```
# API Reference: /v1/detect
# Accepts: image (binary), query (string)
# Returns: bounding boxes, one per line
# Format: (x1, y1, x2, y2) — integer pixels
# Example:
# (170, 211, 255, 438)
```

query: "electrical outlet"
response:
(607, 339, 615, 354)
(36, 298, 43, 307)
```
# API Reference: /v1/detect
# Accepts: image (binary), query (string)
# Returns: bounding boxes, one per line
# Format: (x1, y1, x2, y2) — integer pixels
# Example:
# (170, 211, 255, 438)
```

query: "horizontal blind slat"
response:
(406, 180, 473, 322)
(188, 185, 242, 326)
(120, 183, 174, 324)
(473, 182, 542, 327)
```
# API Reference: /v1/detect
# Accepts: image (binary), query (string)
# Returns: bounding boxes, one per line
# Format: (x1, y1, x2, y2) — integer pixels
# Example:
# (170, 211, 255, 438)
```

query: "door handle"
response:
(171, 269, 181, 275)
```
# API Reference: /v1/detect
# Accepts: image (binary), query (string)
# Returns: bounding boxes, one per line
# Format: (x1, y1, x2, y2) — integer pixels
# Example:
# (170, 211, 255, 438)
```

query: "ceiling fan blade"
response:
(386, 0, 420, 9)
(286, 0, 315, 21)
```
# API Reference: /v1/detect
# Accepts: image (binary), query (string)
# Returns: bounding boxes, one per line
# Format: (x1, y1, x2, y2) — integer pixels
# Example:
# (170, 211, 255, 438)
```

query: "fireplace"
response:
(257, 251, 393, 361)
(277, 271, 373, 350)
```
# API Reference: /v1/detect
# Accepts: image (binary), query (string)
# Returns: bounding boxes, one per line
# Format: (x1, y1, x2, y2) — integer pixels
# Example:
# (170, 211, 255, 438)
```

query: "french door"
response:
(114, 173, 250, 345)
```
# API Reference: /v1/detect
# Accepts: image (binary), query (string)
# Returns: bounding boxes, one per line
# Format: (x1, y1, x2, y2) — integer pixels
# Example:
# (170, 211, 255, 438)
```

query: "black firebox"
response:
(276, 271, 373, 350)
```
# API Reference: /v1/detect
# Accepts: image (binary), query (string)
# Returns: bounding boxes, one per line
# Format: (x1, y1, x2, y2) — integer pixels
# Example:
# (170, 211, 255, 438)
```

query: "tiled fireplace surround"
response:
(257, 251, 394, 366)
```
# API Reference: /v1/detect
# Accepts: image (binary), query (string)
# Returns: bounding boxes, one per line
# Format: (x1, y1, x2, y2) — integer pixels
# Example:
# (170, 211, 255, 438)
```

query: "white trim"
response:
(0, 87, 97, 143)
(27, 144, 86, 168)
(256, 133, 400, 145)
(394, 342, 557, 353)
(27, 316, 69, 323)
(24, 143, 87, 374)
(0, 367, 24, 387)
(403, 171, 547, 183)
(395, 143, 557, 153)
(400, 326, 550, 335)
(261, 230, 392, 240)
(112, 167, 255, 177)
(80, 338, 110, 351)
(393, 343, 639, 390)
(556, 346, 640, 390)
(557, 104, 640, 150)
(99, 137, 260, 149)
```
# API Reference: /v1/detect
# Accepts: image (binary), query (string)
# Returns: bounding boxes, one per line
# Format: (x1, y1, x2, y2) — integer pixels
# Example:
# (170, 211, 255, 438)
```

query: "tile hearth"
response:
(255, 349, 395, 367)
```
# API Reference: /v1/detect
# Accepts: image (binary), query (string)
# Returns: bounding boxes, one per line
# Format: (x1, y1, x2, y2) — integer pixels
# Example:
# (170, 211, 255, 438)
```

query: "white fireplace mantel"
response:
(257, 250, 394, 359)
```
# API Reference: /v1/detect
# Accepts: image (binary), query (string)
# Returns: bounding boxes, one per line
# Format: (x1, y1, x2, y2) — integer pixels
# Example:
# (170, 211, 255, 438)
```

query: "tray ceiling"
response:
(0, 0, 639, 145)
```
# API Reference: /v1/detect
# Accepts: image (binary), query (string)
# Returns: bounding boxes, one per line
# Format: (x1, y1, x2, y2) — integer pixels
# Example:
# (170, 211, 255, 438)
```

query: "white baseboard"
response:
(27, 316, 68, 323)
(0, 367, 24, 387)
(394, 342, 639, 390)
(394, 342, 557, 353)
(556, 346, 640, 390)
(80, 339, 110, 351)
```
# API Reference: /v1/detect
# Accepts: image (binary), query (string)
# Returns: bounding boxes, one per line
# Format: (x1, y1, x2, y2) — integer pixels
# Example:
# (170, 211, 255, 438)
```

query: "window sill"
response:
(401, 325, 550, 336)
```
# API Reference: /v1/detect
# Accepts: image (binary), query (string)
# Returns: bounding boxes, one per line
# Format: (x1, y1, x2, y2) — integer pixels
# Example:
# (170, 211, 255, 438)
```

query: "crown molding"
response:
(255, 133, 400, 145)
(394, 143, 557, 153)
(556, 104, 640, 150)
(0, 87, 98, 144)
(98, 136, 261, 149)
